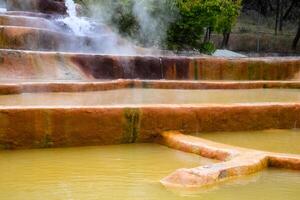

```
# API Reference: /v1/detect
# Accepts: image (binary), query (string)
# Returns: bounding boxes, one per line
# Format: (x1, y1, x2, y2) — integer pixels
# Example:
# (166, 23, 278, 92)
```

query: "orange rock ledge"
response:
(158, 131, 300, 188)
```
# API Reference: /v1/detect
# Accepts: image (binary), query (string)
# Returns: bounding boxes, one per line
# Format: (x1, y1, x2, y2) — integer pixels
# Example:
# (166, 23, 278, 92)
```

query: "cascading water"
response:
(65, 0, 76, 17)
(58, 0, 94, 36)
(56, 0, 137, 54)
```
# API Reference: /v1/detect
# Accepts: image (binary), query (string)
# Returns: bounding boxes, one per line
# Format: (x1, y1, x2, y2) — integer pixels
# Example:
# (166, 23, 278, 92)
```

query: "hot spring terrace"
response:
(0, 50, 300, 81)
(0, 50, 300, 190)
(0, 2, 300, 197)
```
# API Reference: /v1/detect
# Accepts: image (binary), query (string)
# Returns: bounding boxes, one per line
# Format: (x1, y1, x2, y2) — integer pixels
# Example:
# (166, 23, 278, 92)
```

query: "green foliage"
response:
(199, 42, 216, 55)
(167, 0, 242, 53)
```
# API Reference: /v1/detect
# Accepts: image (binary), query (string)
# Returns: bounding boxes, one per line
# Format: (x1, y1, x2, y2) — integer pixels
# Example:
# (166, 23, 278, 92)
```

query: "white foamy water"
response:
(58, 0, 94, 36)
(65, 0, 76, 17)
(55, 0, 137, 54)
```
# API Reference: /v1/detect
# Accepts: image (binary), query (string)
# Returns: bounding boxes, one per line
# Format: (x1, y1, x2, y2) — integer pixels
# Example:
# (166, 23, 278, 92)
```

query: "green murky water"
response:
(0, 143, 299, 200)
(0, 89, 299, 106)
(193, 129, 300, 154)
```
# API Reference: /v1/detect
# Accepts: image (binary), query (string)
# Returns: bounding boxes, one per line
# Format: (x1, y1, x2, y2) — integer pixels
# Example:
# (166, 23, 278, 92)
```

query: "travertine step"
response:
(0, 3, 299, 190)
(0, 14, 61, 30)
(0, 80, 300, 95)
(0, 49, 299, 81)
(0, 26, 127, 52)
(0, 103, 299, 149)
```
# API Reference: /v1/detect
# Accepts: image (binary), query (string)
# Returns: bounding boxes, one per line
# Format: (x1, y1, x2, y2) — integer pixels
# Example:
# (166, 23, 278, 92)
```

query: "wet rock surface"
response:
(6, 0, 67, 14)
(159, 131, 300, 188)
(0, 50, 299, 81)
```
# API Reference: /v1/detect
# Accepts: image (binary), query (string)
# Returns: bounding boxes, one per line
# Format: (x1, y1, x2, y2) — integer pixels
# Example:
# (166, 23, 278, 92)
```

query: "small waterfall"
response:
(56, 0, 136, 54)
(58, 0, 94, 36)
(65, 0, 77, 17)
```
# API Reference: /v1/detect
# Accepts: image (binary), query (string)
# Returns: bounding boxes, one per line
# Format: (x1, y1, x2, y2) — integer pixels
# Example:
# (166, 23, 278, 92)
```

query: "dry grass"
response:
(233, 10, 298, 36)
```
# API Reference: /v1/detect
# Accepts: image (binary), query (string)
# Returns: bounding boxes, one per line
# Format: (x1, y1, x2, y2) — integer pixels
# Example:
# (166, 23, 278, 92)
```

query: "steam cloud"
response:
(87, 0, 178, 49)
(0, 0, 6, 8)
(132, 0, 178, 48)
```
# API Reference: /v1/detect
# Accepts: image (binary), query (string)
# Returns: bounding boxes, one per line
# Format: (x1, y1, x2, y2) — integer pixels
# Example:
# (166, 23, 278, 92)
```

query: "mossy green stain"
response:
(194, 61, 199, 80)
(128, 81, 135, 88)
(42, 134, 53, 148)
(0, 142, 12, 150)
(41, 110, 53, 148)
(123, 108, 141, 143)
(262, 62, 271, 80)
(247, 62, 258, 80)
(224, 62, 235, 80)
(0, 28, 7, 48)
(141, 81, 149, 89)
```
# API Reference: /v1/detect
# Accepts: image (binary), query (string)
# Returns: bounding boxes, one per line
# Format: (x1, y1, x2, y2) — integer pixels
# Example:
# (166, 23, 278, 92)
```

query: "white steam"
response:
(132, 0, 176, 47)
(87, 0, 178, 49)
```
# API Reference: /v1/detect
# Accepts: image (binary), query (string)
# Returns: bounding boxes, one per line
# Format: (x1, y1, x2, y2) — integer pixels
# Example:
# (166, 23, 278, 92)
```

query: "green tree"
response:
(215, 0, 242, 48)
(167, 0, 241, 52)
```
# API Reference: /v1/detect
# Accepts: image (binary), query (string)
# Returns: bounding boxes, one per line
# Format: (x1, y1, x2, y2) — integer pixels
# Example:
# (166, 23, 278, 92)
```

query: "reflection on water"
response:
(0, 143, 299, 200)
(193, 129, 300, 154)
(0, 144, 214, 200)
(0, 89, 300, 106)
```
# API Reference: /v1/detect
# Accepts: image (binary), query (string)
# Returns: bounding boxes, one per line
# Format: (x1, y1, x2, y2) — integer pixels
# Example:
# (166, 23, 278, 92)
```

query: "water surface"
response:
(193, 129, 300, 154)
(0, 143, 299, 200)
(0, 89, 299, 106)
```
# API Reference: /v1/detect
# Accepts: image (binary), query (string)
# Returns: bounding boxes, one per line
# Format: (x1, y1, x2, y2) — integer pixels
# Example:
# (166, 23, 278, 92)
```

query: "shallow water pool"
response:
(0, 89, 299, 106)
(0, 143, 299, 200)
(193, 129, 300, 154)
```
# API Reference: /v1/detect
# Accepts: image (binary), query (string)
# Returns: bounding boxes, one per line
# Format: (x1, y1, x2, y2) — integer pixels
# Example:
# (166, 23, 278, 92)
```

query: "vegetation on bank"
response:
(76, 0, 299, 54)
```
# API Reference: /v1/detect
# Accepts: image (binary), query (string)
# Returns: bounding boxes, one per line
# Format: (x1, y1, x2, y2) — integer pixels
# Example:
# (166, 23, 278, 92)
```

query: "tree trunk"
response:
(258, 0, 268, 16)
(275, 0, 280, 35)
(267, 0, 274, 11)
(279, 0, 284, 31)
(283, 0, 296, 20)
(221, 31, 231, 49)
(208, 27, 211, 41)
(203, 27, 211, 43)
(292, 19, 300, 50)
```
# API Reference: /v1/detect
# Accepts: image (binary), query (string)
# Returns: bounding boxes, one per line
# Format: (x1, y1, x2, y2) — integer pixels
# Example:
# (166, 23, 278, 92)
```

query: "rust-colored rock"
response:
(6, 0, 67, 14)
(0, 104, 299, 149)
(161, 153, 268, 188)
(0, 26, 94, 51)
(0, 107, 125, 149)
(0, 15, 59, 30)
(268, 154, 300, 170)
(1, 80, 300, 95)
(158, 131, 300, 188)
(0, 50, 87, 80)
(0, 50, 299, 81)
(1, 11, 55, 19)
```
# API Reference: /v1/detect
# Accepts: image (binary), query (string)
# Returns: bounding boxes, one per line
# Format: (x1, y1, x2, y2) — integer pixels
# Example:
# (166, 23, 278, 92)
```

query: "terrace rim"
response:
(0, 50, 300, 81)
